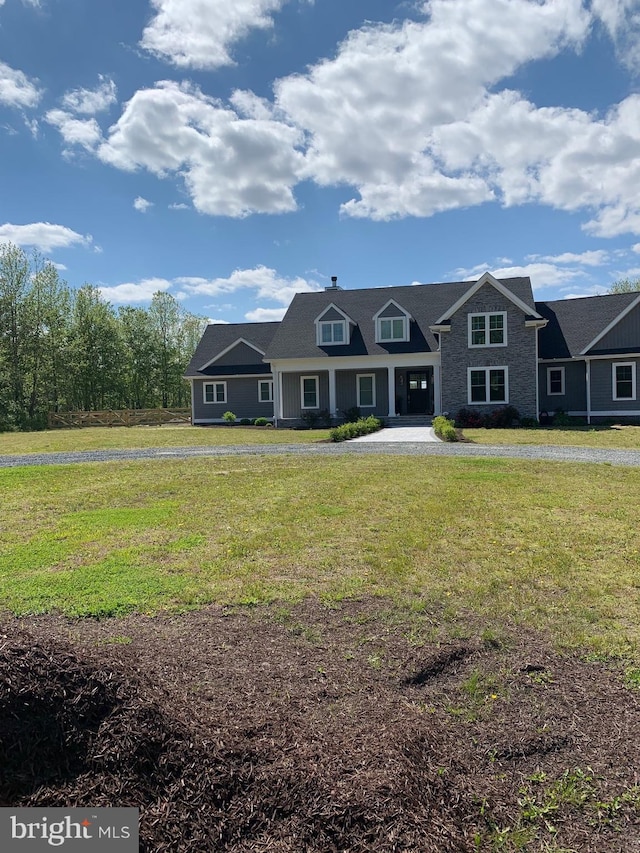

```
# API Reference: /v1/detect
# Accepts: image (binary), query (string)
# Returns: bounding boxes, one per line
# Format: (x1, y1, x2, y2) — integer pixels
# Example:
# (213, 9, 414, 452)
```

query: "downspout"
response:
(585, 357, 591, 425)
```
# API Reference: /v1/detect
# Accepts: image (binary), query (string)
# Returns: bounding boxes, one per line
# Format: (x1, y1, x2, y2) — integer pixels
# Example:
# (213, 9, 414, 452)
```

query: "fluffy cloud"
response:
(245, 306, 288, 321)
(0, 60, 41, 108)
(176, 265, 322, 306)
(98, 277, 172, 304)
(140, 0, 288, 69)
(98, 81, 305, 216)
(133, 196, 153, 213)
(61, 76, 117, 115)
(531, 251, 610, 266)
(44, 110, 103, 151)
(0, 222, 92, 252)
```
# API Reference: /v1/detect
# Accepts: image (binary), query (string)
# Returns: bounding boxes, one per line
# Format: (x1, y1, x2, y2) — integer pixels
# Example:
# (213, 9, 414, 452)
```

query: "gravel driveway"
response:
(1, 441, 640, 467)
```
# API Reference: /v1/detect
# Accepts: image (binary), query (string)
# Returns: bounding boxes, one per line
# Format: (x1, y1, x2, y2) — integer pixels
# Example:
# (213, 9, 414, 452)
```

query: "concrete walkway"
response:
(350, 426, 440, 442)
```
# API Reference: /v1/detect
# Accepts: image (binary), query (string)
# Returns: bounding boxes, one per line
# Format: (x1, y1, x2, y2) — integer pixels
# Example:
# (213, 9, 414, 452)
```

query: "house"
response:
(184, 272, 640, 426)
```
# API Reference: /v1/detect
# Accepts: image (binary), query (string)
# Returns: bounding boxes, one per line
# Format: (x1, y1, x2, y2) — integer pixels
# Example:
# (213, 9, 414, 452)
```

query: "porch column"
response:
(277, 369, 284, 421)
(328, 368, 337, 418)
(272, 368, 280, 426)
(387, 366, 396, 417)
(433, 364, 442, 415)
(585, 358, 591, 425)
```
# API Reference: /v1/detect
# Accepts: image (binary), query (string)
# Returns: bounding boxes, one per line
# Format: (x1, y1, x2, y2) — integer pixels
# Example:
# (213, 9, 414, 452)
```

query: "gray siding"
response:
(336, 369, 388, 417)
(212, 341, 265, 367)
(192, 377, 273, 422)
(590, 357, 640, 412)
(538, 360, 586, 413)
(318, 306, 344, 321)
(281, 371, 329, 418)
(591, 303, 640, 353)
(440, 283, 538, 418)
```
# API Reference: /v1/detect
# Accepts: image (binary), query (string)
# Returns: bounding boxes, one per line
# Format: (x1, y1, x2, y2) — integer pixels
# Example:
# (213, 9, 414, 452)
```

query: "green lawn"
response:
(463, 424, 640, 448)
(2, 454, 639, 661)
(0, 424, 330, 455)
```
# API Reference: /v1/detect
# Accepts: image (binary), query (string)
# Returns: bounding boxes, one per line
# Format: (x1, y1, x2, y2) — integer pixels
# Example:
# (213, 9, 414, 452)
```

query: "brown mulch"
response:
(1, 599, 639, 852)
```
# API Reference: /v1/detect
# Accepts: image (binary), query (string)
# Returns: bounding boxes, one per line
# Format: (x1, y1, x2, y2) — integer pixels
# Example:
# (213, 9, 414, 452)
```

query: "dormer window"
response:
(319, 320, 345, 344)
(373, 300, 411, 343)
(315, 304, 353, 346)
(468, 312, 507, 347)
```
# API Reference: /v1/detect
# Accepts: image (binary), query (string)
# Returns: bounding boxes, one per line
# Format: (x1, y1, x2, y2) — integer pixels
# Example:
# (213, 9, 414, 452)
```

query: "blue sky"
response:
(1, 0, 640, 323)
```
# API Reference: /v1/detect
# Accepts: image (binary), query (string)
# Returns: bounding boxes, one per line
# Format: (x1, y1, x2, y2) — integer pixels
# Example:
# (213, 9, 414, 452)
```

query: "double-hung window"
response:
(301, 375, 319, 409)
(357, 374, 375, 408)
(613, 362, 636, 401)
(468, 312, 507, 347)
(468, 367, 508, 404)
(203, 381, 226, 404)
(319, 320, 345, 344)
(547, 367, 565, 396)
(258, 380, 274, 403)
(378, 317, 406, 342)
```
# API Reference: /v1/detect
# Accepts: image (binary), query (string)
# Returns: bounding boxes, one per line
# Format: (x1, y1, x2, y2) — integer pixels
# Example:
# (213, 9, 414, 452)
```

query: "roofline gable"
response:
(372, 298, 414, 321)
(199, 337, 266, 370)
(579, 292, 640, 355)
(434, 272, 541, 324)
(314, 302, 356, 325)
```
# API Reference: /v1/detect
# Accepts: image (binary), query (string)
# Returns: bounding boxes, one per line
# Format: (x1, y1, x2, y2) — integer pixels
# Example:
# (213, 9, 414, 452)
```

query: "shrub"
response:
(455, 406, 520, 429)
(455, 407, 485, 428)
(222, 411, 236, 423)
(553, 409, 570, 426)
(432, 415, 457, 442)
(341, 406, 361, 423)
(329, 415, 383, 442)
(301, 410, 320, 429)
(239, 418, 251, 425)
(519, 416, 539, 428)
(253, 417, 269, 427)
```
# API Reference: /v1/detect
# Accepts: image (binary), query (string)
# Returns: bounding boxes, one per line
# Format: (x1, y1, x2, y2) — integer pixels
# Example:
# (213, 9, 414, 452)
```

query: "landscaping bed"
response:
(1, 599, 639, 852)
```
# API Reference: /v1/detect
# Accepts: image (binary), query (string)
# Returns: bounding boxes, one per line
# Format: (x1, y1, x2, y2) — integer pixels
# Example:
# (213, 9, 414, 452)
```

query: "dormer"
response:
(373, 299, 412, 343)
(314, 303, 354, 346)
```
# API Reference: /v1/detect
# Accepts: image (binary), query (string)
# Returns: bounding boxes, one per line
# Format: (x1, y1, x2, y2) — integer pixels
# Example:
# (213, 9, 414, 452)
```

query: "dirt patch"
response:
(1, 599, 639, 852)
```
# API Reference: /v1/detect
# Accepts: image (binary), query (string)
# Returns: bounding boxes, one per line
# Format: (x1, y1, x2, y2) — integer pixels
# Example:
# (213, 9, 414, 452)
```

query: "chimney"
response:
(325, 275, 343, 291)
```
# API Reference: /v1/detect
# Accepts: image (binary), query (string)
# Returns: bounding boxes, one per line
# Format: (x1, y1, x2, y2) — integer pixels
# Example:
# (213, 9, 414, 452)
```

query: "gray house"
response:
(185, 272, 640, 426)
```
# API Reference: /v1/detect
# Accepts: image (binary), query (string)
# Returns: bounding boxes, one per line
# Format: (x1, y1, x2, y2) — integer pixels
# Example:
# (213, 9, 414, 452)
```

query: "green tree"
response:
(68, 285, 121, 411)
(610, 278, 640, 294)
(0, 243, 30, 426)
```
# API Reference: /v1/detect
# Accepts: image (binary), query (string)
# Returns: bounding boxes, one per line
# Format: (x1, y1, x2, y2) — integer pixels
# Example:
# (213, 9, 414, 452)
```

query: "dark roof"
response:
(536, 292, 639, 359)
(184, 322, 279, 377)
(265, 277, 535, 360)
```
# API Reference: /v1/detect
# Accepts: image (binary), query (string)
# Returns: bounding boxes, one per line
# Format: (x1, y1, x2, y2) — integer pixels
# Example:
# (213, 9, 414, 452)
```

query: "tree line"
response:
(0, 243, 208, 431)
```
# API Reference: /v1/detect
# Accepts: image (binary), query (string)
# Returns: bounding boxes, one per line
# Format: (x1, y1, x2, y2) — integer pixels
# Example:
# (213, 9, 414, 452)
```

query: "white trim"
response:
(435, 272, 541, 325)
(372, 298, 413, 321)
(257, 379, 274, 403)
(203, 381, 227, 404)
(373, 299, 411, 343)
(314, 302, 355, 324)
(468, 311, 507, 348)
(269, 352, 440, 372)
(612, 361, 637, 401)
(317, 318, 347, 346)
(199, 338, 266, 370)
(328, 368, 337, 416)
(300, 375, 319, 409)
(546, 366, 565, 396)
(356, 373, 376, 408)
(580, 409, 640, 417)
(467, 366, 509, 405)
(580, 293, 640, 355)
(538, 353, 640, 364)
(188, 372, 271, 380)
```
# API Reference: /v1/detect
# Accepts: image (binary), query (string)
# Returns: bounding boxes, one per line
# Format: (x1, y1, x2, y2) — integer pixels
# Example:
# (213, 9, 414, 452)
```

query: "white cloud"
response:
(529, 250, 610, 266)
(140, 0, 288, 69)
(51, 262, 67, 271)
(207, 317, 231, 325)
(245, 306, 287, 321)
(633, 243, 640, 253)
(98, 81, 304, 216)
(591, 0, 640, 70)
(176, 265, 322, 305)
(61, 76, 117, 115)
(0, 222, 92, 252)
(169, 202, 189, 210)
(453, 260, 586, 290)
(45, 109, 102, 151)
(133, 196, 153, 213)
(0, 60, 41, 108)
(98, 277, 172, 304)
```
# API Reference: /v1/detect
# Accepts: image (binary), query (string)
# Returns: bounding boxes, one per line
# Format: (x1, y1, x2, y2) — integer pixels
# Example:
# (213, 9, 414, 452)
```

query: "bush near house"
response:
(455, 406, 520, 429)
(254, 417, 270, 427)
(329, 416, 383, 442)
(432, 415, 457, 442)
(222, 411, 237, 423)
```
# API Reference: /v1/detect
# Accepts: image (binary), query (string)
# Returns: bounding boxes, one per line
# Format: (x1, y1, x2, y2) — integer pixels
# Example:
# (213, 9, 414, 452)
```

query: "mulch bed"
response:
(1, 599, 639, 852)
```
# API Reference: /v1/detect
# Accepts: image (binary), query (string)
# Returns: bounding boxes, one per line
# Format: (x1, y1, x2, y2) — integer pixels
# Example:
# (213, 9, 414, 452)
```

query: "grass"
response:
(1, 454, 640, 661)
(0, 424, 330, 455)
(463, 424, 640, 448)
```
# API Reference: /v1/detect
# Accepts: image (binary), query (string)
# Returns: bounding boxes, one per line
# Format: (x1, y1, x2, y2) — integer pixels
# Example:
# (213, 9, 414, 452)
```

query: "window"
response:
(258, 380, 274, 403)
(468, 312, 507, 347)
(377, 316, 407, 342)
(547, 367, 565, 396)
(468, 367, 508, 404)
(357, 374, 376, 408)
(203, 381, 226, 404)
(319, 320, 345, 344)
(301, 375, 319, 409)
(613, 362, 636, 401)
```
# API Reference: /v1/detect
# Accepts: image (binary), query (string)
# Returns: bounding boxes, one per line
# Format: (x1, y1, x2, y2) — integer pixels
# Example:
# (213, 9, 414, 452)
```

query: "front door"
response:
(407, 372, 429, 414)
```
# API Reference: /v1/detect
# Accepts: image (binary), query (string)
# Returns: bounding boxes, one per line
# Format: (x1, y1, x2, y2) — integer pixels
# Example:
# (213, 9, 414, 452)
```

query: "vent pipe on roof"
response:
(325, 275, 343, 291)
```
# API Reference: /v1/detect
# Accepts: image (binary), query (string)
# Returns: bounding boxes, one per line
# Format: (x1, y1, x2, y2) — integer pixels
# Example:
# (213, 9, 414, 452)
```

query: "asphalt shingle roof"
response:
(184, 322, 279, 377)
